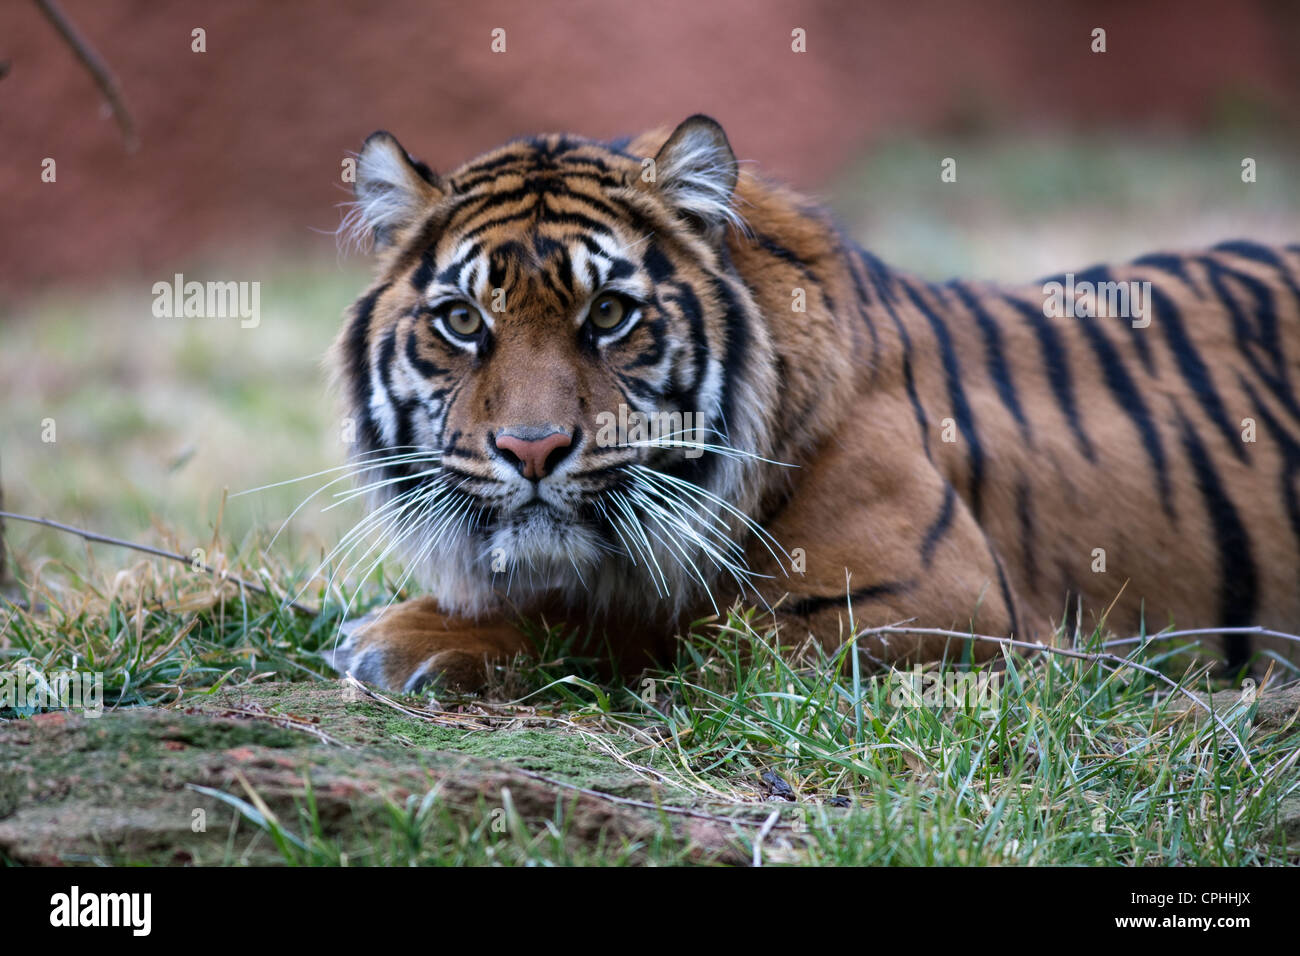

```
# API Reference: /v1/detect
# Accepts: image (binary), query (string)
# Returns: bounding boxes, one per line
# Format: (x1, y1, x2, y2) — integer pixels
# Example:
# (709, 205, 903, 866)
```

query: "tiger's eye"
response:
(444, 303, 482, 338)
(589, 294, 627, 331)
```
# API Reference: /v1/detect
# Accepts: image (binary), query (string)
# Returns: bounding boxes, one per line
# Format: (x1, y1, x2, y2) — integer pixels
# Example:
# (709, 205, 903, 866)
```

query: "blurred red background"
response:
(3, 0, 1298, 297)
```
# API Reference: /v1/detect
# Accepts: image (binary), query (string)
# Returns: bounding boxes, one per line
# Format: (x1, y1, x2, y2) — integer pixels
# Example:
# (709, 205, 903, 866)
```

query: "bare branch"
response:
(1102, 625, 1300, 650)
(34, 0, 138, 151)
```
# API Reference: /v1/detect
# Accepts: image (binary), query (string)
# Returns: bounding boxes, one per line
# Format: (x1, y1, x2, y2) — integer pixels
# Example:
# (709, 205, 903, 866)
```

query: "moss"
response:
(0, 683, 713, 865)
(376, 717, 653, 797)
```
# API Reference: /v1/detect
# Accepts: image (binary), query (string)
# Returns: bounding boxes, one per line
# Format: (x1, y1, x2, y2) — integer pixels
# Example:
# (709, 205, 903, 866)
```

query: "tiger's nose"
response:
(493, 427, 574, 480)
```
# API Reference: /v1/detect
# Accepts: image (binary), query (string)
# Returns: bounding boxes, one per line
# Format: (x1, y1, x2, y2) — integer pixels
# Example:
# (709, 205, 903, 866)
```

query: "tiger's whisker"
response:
(233, 448, 436, 497)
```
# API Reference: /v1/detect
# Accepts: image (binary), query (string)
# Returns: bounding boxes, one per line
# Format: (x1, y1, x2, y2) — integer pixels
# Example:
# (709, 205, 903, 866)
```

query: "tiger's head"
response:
(332, 116, 781, 620)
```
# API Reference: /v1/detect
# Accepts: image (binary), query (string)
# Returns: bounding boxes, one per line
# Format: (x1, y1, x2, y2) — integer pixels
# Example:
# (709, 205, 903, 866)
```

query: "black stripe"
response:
(991, 550, 1022, 639)
(642, 239, 717, 484)
(1003, 296, 1096, 462)
(858, 251, 930, 457)
(537, 213, 621, 236)
(1176, 406, 1257, 671)
(410, 249, 436, 291)
(487, 241, 529, 292)
(1073, 301, 1175, 517)
(1131, 252, 1198, 288)
(1212, 239, 1286, 268)
(1126, 253, 1196, 375)
(532, 235, 576, 308)
(542, 188, 626, 226)
(462, 203, 543, 241)
(434, 242, 482, 286)
(842, 242, 882, 378)
(950, 282, 1032, 444)
(551, 243, 577, 305)
(1240, 376, 1300, 612)
(626, 316, 668, 369)
(708, 254, 754, 466)
(1149, 283, 1245, 460)
(1203, 254, 1300, 423)
(642, 242, 676, 286)
(754, 233, 817, 279)
(377, 325, 416, 451)
(1016, 478, 1038, 595)
(456, 165, 627, 194)
(455, 149, 532, 180)
(920, 482, 957, 568)
(1071, 264, 1155, 375)
(444, 189, 521, 231)
(558, 153, 613, 170)
(664, 281, 708, 414)
(1214, 240, 1300, 308)
(343, 282, 389, 451)
(606, 256, 635, 282)
(903, 282, 986, 520)
(404, 327, 448, 379)
(784, 581, 912, 618)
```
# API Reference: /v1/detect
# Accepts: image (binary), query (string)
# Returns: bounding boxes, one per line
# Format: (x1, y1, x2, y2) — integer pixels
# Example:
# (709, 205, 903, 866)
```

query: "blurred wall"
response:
(2, 0, 1298, 297)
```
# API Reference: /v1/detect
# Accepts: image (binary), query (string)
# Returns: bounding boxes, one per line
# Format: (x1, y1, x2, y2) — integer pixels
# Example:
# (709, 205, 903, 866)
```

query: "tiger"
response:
(323, 114, 1300, 693)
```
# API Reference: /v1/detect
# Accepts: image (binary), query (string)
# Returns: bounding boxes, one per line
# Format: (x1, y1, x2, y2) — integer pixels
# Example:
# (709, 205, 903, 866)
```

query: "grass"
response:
(2, 533, 1297, 866)
(189, 777, 707, 867)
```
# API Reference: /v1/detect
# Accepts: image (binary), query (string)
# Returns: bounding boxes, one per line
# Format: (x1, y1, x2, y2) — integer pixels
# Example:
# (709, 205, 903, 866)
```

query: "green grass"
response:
(2, 539, 1297, 866)
(190, 780, 709, 867)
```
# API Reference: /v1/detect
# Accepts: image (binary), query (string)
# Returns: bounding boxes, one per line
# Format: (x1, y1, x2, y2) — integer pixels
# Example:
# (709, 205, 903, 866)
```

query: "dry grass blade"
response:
(0, 510, 318, 615)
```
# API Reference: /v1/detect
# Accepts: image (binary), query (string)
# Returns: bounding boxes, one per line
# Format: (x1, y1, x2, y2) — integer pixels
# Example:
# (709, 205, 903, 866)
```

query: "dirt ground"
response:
(0, 681, 774, 864)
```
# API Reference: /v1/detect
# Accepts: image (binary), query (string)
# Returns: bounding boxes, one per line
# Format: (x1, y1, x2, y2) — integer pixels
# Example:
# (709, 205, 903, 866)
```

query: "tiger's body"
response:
(326, 115, 1300, 692)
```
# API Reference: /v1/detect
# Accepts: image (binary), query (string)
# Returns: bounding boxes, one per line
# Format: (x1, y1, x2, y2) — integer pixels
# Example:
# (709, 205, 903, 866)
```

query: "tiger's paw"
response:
(321, 598, 529, 694)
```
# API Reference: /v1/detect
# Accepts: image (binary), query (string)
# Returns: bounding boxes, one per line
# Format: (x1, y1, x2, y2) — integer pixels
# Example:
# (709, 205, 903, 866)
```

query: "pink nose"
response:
(494, 430, 573, 480)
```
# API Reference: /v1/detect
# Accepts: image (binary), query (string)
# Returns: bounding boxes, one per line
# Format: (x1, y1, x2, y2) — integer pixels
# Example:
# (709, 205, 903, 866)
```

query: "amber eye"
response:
(588, 293, 629, 332)
(441, 302, 482, 339)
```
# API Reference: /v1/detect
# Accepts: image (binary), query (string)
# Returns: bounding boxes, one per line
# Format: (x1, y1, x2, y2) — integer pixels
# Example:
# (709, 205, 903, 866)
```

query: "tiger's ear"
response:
(651, 115, 740, 234)
(353, 131, 444, 249)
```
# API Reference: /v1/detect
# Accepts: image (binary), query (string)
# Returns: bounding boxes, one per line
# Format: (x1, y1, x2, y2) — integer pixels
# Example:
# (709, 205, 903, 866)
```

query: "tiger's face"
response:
(334, 117, 776, 617)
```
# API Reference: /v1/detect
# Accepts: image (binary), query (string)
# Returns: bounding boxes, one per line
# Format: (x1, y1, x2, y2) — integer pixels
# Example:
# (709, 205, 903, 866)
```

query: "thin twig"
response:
(1102, 626, 1300, 650)
(34, 0, 138, 151)
(855, 624, 1258, 773)
(0, 510, 318, 616)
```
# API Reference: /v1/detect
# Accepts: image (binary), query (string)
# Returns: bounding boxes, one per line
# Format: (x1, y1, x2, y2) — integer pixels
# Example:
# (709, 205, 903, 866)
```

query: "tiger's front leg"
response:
(323, 598, 534, 693)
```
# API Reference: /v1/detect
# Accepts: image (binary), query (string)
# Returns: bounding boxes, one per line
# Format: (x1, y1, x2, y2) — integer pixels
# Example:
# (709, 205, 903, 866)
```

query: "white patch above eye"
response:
(569, 235, 649, 297)
(465, 260, 488, 301)
(415, 239, 493, 302)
